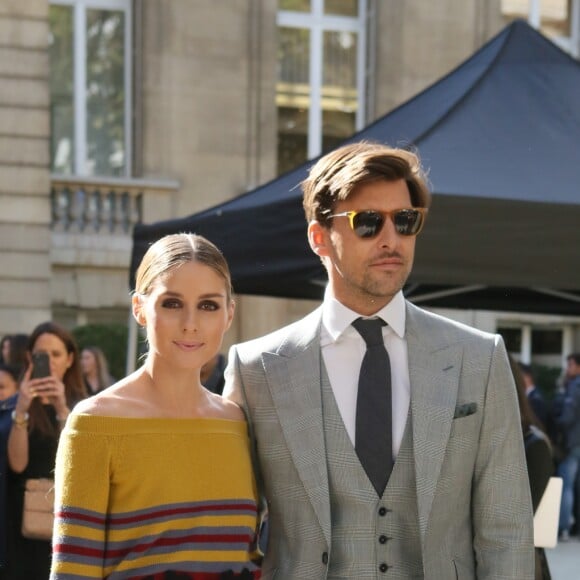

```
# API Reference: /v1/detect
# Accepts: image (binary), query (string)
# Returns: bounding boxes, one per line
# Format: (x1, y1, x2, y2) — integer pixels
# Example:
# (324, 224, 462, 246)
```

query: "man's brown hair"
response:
(301, 141, 431, 224)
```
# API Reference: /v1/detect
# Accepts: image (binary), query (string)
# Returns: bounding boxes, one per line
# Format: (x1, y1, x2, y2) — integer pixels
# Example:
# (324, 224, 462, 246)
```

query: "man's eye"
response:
(199, 301, 219, 311)
(161, 299, 181, 309)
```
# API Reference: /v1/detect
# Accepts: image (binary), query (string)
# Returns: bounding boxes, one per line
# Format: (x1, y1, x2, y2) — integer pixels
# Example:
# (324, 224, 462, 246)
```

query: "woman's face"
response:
(0, 370, 17, 401)
(134, 260, 234, 372)
(80, 349, 97, 375)
(32, 333, 73, 381)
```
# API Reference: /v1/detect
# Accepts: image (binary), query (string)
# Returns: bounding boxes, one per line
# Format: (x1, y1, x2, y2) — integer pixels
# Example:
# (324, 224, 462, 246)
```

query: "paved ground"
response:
(545, 536, 580, 579)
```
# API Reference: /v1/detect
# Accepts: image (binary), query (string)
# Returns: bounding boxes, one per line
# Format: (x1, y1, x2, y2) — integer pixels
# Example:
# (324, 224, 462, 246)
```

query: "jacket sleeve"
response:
(472, 336, 535, 579)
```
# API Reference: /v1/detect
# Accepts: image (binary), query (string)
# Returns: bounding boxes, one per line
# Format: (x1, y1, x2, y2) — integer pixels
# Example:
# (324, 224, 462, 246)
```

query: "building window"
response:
(501, 0, 580, 56)
(277, 0, 367, 174)
(49, 0, 132, 177)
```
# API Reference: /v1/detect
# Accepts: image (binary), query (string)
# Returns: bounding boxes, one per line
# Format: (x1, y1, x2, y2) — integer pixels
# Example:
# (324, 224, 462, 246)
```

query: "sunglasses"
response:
(327, 208, 428, 238)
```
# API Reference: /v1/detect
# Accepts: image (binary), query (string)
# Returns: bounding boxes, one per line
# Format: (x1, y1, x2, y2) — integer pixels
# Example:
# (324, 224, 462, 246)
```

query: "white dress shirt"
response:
(320, 289, 410, 459)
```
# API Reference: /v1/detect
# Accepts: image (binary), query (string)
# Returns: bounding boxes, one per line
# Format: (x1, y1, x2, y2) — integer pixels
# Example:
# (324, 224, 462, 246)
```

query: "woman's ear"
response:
(132, 294, 146, 326)
(307, 221, 330, 257)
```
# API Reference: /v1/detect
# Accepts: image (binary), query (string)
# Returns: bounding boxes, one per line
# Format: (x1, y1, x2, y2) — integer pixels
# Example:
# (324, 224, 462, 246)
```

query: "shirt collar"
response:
(322, 288, 406, 341)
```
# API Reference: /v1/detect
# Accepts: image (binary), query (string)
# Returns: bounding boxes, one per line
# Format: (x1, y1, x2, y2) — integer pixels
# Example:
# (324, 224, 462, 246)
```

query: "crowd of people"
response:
(0, 329, 121, 578)
(0, 142, 578, 579)
(520, 354, 580, 543)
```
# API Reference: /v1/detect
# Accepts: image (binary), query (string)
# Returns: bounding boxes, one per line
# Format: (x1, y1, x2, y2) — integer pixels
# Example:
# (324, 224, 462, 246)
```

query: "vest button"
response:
(379, 534, 388, 544)
(379, 563, 388, 573)
(379, 506, 387, 516)
(322, 552, 328, 565)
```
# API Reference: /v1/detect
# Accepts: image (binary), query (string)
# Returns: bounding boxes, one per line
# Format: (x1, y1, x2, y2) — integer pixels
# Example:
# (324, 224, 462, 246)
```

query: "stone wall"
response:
(0, 0, 51, 336)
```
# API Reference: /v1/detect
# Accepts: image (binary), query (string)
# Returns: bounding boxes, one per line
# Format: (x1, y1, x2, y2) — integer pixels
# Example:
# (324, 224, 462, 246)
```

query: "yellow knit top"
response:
(50, 414, 261, 579)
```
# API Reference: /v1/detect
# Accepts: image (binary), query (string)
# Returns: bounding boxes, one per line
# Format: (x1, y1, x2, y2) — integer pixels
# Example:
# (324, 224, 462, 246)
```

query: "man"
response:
(554, 353, 580, 540)
(224, 142, 534, 579)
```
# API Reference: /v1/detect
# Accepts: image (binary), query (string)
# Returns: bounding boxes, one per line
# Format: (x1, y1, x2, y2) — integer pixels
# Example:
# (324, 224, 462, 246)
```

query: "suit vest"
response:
(321, 369, 424, 579)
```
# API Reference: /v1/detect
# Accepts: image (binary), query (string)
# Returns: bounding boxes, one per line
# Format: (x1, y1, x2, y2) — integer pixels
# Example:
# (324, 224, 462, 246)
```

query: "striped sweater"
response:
(50, 415, 261, 579)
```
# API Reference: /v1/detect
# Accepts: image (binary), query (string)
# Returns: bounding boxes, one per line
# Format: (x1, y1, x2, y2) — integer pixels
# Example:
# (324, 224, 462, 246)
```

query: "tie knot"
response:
(352, 317, 386, 347)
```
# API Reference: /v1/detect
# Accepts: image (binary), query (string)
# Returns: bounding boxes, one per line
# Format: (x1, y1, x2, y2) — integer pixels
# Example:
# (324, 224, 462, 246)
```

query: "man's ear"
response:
(308, 221, 330, 257)
(132, 294, 146, 326)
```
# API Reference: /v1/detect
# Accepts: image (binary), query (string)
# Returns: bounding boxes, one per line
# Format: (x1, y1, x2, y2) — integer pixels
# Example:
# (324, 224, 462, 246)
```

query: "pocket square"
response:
(453, 402, 477, 419)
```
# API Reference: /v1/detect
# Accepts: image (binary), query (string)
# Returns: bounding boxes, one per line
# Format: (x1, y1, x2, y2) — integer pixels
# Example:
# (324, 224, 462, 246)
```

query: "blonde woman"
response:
(51, 234, 261, 579)
(80, 346, 113, 394)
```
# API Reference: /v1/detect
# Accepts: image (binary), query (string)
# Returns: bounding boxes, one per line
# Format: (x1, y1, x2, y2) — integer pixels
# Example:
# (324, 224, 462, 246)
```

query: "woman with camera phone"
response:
(6, 322, 86, 579)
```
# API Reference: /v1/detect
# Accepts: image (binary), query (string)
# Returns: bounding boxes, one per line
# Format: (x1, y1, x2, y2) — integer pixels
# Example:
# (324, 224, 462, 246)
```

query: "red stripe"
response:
(53, 544, 105, 558)
(105, 532, 253, 559)
(56, 510, 106, 525)
(110, 503, 256, 525)
(54, 531, 253, 560)
(57, 502, 256, 527)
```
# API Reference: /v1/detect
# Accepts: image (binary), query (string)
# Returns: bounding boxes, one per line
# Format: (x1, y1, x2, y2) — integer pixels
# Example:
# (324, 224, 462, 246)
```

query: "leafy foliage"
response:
(72, 323, 128, 380)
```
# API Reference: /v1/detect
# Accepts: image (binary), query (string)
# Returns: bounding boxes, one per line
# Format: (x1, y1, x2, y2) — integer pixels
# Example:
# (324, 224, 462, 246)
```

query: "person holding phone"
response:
(5, 322, 86, 580)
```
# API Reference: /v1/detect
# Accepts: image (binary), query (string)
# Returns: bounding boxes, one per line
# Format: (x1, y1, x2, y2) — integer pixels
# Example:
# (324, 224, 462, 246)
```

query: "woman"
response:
(510, 356, 554, 580)
(51, 233, 261, 579)
(80, 346, 113, 395)
(6, 322, 86, 579)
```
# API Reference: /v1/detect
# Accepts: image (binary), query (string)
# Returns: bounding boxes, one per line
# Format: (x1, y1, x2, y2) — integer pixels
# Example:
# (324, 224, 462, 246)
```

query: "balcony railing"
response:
(50, 175, 180, 234)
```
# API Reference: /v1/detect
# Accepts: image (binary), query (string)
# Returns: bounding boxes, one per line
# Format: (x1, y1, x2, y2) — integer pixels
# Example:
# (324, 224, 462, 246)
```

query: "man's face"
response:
(309, 179, 417, 315)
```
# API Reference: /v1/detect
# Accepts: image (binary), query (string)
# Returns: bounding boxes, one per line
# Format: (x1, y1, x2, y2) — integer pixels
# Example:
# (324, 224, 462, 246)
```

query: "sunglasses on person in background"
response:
(327, 208, 428, 238)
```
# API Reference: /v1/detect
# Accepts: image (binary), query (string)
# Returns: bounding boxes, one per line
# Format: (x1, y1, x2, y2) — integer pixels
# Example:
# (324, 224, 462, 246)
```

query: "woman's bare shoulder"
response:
(206, 392, 246, 421)
(73, 374, 144, 417)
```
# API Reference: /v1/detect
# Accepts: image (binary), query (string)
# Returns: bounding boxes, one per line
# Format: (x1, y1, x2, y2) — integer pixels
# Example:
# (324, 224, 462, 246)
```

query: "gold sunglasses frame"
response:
(327, 207, 428, 237)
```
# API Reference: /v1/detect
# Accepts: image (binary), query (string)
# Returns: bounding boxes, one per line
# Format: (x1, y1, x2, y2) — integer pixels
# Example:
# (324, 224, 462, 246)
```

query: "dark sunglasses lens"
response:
(352, 211, 384, 238)
(393, 209, 422, 235)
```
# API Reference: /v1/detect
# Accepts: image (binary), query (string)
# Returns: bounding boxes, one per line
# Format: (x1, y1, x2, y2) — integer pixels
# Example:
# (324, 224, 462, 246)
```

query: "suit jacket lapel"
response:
(261, 307, 331, 544)
(406, 303, 462, 542)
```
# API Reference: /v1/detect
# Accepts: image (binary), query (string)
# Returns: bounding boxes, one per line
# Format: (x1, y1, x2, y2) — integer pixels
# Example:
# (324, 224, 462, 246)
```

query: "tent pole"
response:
(126, 312, 138, 375)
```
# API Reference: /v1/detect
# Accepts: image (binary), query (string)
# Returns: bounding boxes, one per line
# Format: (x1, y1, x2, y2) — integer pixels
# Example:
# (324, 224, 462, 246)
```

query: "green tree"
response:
(73, 323, 128, 380)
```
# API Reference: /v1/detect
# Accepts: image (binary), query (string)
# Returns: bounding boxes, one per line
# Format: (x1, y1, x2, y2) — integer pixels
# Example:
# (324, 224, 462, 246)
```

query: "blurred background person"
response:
(510, 356, 554, 579)
(80, 346, 113, 395)
(552, 353, 580, 541)
(200, 351, 227, 394)
(0, 365, 19, 403)
(5, 322, 87, 579)
(0, 336, 11, 365)
(3, 335, 29, 380)
(519, 362, 549, 431)
(0, 365, 19, 578)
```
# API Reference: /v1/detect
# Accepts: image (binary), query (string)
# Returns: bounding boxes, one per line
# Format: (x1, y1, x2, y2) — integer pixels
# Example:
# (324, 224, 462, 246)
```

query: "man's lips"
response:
(370, 255, 404, 267)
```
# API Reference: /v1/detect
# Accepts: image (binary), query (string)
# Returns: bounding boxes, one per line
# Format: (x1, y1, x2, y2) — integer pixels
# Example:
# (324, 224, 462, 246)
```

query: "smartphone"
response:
(31, 352, 51, 379)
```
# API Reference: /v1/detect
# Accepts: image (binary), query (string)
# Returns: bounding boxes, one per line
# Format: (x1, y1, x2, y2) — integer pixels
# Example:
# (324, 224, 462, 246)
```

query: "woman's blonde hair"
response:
(134, 233, 233, 302)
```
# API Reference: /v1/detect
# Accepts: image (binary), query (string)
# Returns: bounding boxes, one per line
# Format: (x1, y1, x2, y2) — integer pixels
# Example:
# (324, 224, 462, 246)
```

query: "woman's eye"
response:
(199, 300, 219, 311)
(161, 299, 181, 309)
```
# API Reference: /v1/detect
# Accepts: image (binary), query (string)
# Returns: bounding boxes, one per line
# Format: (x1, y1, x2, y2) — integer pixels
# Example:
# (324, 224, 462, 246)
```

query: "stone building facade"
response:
(1, 0, 578, 369)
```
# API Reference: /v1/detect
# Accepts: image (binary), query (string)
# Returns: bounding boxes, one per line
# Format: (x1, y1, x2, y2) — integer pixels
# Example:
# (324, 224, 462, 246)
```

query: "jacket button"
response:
(379, 534, 388, 544)
(379, 506, 388, 516)
(322, 552, 328, 565)
(379, 563, 388, 573)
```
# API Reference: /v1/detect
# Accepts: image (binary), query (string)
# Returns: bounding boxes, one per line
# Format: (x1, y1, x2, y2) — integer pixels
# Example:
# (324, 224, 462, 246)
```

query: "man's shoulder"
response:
(232, 306, 322, 358)
(406, 300, 498, 343)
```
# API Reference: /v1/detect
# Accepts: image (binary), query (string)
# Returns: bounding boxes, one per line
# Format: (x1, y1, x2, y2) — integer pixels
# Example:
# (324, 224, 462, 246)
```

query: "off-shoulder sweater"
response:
(50, 414, 260, 579)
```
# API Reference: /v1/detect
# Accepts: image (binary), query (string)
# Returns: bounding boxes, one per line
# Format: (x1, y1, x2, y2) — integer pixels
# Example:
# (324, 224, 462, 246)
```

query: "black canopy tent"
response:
(131, 21, 580, 315)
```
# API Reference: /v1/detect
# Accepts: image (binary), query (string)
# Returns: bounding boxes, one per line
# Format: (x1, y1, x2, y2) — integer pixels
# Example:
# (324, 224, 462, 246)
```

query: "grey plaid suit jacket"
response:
(224, 300, 534, 579)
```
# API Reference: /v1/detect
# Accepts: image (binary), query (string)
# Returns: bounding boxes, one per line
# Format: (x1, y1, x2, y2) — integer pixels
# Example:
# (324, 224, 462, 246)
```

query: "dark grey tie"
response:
(352, 317, 393, 496)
